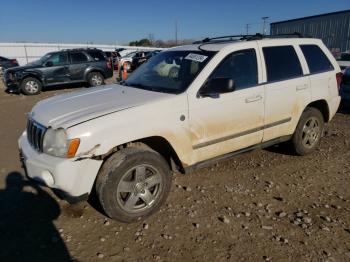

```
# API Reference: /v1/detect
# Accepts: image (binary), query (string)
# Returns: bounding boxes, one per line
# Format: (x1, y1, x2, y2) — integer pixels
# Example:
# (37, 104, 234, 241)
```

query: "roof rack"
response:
(193, 33, 303, 44)
(60, 47, 99, 51)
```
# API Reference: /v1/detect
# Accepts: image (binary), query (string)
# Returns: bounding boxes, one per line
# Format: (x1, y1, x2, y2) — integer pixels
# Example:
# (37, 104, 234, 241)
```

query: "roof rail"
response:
(193, 32, 303, 44)
(60, 47, 99, 51)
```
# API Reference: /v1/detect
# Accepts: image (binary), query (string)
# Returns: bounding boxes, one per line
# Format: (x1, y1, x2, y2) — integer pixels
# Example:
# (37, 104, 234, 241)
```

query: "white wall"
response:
(0, 43, 162, 65)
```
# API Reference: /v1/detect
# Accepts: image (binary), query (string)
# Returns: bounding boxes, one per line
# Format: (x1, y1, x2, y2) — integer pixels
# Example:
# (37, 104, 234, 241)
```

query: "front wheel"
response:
(21, 77, 42, 95)
(96, 145, 172, 223)
(291, 107, 324, 155)
(88, 72, 104, 87)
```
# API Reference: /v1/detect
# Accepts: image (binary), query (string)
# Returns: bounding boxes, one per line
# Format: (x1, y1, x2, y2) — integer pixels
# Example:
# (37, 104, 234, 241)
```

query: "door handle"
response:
(245, 95, 262, 103)
(296, 84, 308, 91)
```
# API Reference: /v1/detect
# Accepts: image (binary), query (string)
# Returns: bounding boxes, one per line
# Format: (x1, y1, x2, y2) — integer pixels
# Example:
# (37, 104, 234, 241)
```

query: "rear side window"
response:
(87, 51, 106, 61)
(70, 52, 89, 63)
(263, 46, 302, 82)
(209, 49, 258, 90)
(300, 45, 334, 74)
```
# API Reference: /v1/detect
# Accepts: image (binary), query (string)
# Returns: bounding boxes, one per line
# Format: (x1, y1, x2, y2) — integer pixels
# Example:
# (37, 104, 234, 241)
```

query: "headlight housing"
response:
(43, 128, 80, 158)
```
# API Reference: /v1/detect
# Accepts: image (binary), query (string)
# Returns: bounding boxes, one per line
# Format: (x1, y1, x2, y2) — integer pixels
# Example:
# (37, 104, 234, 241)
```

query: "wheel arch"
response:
(305, 100, 330, 122)
(20, 73, 43, 86)
(94, 136, 185, 174)
(84, 68, 106, 80)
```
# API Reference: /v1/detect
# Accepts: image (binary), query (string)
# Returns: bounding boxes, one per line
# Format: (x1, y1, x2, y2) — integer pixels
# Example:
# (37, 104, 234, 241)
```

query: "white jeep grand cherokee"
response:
(19, 35, 342, 222)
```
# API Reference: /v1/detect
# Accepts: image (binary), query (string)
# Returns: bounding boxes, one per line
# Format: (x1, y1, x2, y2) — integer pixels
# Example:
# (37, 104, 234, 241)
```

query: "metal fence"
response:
(0, 42, 161, 65)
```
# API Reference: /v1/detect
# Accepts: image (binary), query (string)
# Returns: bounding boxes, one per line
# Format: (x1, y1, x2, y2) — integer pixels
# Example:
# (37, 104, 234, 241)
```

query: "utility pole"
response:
(262, 16, 269, 35)
(245, 24, 250, 35)
(175, 20, 178, 45)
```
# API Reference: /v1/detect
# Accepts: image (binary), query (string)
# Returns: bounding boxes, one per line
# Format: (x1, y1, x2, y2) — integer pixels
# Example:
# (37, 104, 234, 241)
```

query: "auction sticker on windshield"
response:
(185, 53, 208, 63)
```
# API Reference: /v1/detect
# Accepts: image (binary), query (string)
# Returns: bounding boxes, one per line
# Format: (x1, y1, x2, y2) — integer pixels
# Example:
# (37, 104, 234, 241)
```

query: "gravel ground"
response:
(0, 82, 349, 262)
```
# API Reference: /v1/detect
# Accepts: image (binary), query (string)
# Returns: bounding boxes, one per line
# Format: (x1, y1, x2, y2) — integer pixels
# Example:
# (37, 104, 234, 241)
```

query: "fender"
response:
(84, 66, 106, 80)
(20, 69, 44, 84)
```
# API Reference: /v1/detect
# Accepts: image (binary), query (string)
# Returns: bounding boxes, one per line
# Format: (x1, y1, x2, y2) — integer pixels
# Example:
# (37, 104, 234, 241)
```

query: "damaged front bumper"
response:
(18, 131, 103, 203)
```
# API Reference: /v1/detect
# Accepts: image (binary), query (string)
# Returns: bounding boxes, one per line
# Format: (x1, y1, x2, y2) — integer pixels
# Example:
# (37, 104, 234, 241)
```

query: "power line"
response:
(175, 20, 178, 45)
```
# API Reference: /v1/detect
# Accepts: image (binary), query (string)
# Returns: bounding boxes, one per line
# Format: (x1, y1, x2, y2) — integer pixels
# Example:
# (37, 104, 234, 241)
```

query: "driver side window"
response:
(47, 52, 68, 66)
(208, 49, 258, 91)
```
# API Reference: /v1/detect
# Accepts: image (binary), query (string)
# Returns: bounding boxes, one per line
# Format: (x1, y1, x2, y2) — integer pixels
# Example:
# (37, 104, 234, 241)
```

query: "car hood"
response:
(30, 84, 173, 129)
(7, 63, 42, 72)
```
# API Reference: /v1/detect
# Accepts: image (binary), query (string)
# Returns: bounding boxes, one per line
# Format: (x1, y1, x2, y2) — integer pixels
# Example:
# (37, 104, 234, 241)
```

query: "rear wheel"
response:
(291, 107, 324, 155)
(96, 145, 172, 223)
(21, 77, 42, 95)
(88, 72, 104, 86)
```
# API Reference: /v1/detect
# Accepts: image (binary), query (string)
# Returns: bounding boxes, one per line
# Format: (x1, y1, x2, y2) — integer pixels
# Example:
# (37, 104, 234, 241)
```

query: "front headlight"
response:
(43, 128, 80, 158)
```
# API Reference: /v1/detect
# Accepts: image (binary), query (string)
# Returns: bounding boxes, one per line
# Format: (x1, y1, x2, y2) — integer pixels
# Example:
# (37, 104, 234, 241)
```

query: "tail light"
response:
(336, 72, 343, 90)
(106, 58, 112, 69)
(10, 59, 18, 65)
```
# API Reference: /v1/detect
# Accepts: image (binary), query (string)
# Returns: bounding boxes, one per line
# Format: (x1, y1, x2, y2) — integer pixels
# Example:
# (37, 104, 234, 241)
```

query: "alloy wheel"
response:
(301, 117, 320, 148)
(116, 164, 162, 213)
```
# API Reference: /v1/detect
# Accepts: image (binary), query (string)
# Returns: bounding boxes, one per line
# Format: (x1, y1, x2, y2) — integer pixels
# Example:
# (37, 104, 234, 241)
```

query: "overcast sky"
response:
(0, 0, 349, 44)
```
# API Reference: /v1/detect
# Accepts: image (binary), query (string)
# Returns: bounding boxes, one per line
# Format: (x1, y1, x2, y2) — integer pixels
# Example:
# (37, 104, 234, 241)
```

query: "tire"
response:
(88, 72, 104, 87)
(291, 107, 324, 155)
(21, 77, 42, 95)
(96, 145, 172, 223)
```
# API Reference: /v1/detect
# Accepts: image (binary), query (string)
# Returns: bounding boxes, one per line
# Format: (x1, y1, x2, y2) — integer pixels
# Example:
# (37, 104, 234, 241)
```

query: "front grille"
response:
(27, 118, 47, 152)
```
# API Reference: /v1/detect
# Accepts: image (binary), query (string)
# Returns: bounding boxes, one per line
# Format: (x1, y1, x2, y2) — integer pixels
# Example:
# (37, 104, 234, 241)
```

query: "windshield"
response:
(124, 52, 138, 58)
(28, 53, 53, 65)
(124, 50, 216, 94)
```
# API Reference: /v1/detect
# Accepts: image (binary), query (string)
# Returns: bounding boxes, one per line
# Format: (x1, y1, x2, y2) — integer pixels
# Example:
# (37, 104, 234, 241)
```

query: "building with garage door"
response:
(270, 10, 350, 57)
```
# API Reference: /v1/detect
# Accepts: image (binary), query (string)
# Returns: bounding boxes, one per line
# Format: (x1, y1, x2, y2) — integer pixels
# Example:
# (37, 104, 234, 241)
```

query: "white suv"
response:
(19, 34, 341, 223)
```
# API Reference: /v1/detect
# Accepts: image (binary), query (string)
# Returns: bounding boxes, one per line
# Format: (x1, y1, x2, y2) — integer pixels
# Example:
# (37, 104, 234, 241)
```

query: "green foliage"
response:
(129, 38, 152, 47)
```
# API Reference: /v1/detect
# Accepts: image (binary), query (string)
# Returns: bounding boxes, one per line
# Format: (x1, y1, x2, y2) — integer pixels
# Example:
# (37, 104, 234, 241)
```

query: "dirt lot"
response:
(0, 81, 349, 262)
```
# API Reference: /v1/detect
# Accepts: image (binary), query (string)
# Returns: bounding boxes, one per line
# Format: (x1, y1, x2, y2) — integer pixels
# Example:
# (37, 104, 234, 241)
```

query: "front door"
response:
(188, 47, 265, 163)
(43, 52, 70, 85)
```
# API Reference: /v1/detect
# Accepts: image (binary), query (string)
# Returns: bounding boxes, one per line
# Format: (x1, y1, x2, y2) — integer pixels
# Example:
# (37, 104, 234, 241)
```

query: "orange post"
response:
(122, 63, 128, 80)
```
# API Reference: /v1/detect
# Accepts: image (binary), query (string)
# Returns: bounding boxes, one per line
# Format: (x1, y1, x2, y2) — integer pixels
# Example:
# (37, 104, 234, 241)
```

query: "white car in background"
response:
(119, 51, 150, 71)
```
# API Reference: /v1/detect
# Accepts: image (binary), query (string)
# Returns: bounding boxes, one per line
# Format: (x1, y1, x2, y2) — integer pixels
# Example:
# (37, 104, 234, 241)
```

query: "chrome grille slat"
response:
(26, 118, 47, 152)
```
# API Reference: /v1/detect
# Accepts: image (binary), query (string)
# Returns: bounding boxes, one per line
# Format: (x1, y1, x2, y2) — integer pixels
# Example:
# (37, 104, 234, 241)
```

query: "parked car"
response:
(104, 51, 121, 70)
(4, 48, 113, 95)
(19, 34, 341, 222)
(131, 50, 161, 70)
(0, 56, 19, 73)
(119, 51, 151, 71)
(340, 67, 350, 103)
(337, 52, 350, 70)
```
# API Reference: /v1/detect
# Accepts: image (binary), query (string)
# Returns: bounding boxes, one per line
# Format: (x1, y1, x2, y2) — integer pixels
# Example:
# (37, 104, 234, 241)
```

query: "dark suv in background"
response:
(4, 48, 113, 95)
(0, 56, 19, 72)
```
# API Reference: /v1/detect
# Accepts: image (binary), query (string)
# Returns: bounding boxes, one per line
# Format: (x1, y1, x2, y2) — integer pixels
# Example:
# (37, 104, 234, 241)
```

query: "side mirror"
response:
(199, 77, 235, 98)
(45, 61, 53, 67)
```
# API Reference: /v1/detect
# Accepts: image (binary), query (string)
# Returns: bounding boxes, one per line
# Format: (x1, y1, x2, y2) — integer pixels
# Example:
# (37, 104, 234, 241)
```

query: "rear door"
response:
(259, 43, 311, 142)
(68, 51, 90, 81)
